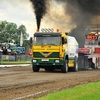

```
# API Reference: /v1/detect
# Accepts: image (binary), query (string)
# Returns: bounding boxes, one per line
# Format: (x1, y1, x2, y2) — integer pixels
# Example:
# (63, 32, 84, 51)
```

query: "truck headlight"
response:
(55, 60, 59, 63)
(33, 60, 37, 63)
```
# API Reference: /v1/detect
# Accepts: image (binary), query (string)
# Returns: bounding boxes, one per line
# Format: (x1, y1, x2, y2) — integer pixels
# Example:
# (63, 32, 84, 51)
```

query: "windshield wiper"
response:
(45, 43, 56, 45)
(35, 43, 57, 45)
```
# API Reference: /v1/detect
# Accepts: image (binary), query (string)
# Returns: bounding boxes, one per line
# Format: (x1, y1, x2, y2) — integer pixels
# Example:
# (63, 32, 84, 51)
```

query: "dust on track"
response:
(0, 66, 100, 100)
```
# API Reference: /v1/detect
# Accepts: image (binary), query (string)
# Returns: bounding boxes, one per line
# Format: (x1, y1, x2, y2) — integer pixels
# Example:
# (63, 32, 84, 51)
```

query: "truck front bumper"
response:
(32, 59, 64, 66)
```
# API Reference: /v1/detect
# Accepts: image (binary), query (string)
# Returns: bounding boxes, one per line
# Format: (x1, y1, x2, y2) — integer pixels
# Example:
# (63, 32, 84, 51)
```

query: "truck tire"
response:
(61, 60, 68, 73)
(32, 65, 40, 72)
(73, 57, 78, 72)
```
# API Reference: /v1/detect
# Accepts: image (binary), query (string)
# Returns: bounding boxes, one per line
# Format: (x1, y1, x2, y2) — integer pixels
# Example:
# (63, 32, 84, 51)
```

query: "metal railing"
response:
(0, 54, 32, 61)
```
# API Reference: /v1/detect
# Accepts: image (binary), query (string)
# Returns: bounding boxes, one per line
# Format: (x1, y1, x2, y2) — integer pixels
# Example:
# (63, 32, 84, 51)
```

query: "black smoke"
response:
(30, 0, 46, 29)
(55, 0, 100, 15)
(69, 25, 86, 48)
(55, 0, 100, 25)
(30, 0, 100, 47)
(78, 0, 100, 15)
(55, 0, 100, 47)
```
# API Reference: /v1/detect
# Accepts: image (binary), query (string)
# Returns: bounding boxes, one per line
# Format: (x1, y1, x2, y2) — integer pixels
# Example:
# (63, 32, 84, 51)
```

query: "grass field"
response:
(29, 81, 100, 100)
(0, 61, 31, 64)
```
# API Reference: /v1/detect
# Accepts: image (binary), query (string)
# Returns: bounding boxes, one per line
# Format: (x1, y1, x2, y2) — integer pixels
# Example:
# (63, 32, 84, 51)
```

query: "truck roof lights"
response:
(41, 28, 54, 32)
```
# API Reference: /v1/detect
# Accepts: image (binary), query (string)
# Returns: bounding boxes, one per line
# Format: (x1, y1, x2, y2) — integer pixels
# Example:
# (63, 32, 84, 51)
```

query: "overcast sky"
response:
(0, 0, 77, 39)
(0, 0, 73, 38)
(0, 0, 36, 38)
(1, 0, 100, 40)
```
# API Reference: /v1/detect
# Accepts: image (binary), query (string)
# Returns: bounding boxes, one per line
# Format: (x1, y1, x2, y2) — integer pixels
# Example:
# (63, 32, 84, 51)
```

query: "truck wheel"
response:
(32, 65, 40, 72)
(73, 57, 78, 72)
(61, 60, 68, 73)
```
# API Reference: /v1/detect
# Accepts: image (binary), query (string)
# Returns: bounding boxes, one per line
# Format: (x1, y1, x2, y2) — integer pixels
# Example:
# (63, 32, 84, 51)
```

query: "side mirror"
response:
(65, 33, 68, 35)
(64, 39, 67, 43)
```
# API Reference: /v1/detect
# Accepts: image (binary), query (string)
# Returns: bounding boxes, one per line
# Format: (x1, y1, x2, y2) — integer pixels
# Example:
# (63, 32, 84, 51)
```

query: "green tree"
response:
(0, 20, 8, 42)
(23, 39, 30, 54)
(5, 22, 17, 43)
(14, 24, 29, 46)
(0, 20, 30, 52)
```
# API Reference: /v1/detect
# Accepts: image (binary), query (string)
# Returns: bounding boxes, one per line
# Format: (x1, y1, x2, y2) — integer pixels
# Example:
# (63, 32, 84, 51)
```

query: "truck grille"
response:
(33, 52, 59, 58)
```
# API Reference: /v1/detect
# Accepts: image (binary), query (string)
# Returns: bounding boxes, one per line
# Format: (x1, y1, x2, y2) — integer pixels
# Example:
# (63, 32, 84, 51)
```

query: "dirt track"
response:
(0, 66, 100, 100)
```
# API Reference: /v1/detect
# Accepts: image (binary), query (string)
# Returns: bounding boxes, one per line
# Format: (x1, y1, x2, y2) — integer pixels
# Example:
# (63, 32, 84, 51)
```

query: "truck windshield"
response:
(34, 36, 60, 45)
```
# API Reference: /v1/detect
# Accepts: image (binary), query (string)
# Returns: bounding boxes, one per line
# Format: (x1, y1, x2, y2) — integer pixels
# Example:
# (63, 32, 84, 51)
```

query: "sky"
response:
(0, 0, 36, 39)
(1, 0, 100, 40)
(0, 0, 74, 39)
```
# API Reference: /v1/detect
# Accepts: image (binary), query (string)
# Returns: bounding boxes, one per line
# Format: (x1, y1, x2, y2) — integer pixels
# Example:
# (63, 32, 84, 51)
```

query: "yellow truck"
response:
(31, 29, 79, 73)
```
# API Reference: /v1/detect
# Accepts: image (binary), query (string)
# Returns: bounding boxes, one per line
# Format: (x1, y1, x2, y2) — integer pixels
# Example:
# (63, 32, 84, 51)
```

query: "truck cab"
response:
(31, 29, 79, 73)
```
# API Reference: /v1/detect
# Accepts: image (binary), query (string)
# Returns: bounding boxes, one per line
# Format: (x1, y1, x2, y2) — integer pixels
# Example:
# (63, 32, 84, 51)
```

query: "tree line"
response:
(0, 20, 30, 52)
